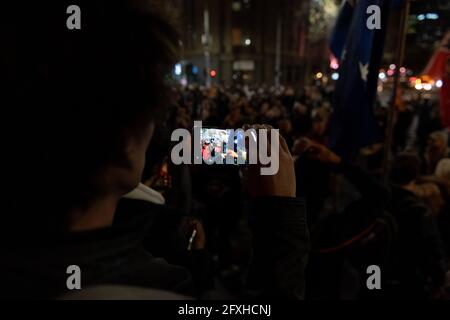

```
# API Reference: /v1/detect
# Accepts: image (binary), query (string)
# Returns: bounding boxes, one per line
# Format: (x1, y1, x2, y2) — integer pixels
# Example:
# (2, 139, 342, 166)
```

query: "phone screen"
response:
(200, 128, 247, 165)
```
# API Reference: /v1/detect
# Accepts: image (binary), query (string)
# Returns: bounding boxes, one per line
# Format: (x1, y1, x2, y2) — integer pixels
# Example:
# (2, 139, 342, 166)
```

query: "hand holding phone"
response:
(242, 124, 296, 198)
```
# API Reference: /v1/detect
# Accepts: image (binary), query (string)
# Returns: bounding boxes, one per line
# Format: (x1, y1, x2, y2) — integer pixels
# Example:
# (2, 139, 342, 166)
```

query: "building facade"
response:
(180, 0, 314, 86)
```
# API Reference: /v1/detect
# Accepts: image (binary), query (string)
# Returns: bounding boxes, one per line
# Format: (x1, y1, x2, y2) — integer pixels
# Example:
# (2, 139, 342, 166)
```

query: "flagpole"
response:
(203, 0, 211, 88)
(275, 12, 282, 88)
(382, 0, 411, 184)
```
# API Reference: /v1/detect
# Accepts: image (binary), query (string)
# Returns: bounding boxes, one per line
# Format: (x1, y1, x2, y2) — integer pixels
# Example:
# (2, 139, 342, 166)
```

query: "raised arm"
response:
(243, 125, 310, 299)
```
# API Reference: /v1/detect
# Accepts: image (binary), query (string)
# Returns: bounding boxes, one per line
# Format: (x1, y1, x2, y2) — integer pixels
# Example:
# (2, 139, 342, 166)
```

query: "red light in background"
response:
(330, 56, 339, 70)
(210, 70, 217, 77)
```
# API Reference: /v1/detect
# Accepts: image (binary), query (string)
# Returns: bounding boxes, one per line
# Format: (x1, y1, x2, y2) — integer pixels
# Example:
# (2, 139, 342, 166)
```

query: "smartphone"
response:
(199, 128, 247, 165)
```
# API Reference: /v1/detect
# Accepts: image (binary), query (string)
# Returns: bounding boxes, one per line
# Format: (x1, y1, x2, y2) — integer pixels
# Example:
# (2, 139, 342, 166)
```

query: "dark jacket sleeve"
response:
(419, 207, 447, 288)
(246, 196, 309, 299)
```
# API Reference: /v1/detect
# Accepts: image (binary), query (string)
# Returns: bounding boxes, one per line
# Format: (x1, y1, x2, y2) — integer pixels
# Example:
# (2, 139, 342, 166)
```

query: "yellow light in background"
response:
(316, 72, 323, 79)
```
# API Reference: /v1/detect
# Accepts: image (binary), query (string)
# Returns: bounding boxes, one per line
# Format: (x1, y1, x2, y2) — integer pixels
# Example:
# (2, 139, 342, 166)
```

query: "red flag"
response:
(423, 39, 450, 129)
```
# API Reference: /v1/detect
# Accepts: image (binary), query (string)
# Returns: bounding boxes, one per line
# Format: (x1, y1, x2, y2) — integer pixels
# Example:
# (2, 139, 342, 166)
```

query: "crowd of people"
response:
(144, 82, 450, 299)
(1, 1, 449, 300)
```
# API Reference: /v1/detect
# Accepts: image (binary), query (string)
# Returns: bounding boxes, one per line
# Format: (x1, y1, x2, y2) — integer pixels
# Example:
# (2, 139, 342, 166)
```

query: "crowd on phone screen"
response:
(1, 1, 449, 300)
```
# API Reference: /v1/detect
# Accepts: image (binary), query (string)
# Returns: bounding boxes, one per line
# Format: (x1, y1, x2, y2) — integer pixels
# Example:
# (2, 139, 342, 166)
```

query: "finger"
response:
(191, 219, 200, 229)
(279, 134, 290, 154)
(261, 124, 274, 146)
(248, 124, 264, 165)
(306, 145, 321, 159)
(252, 124, 265, 130)
(194, 220, 205, 234)
(303, 139, 318, 153)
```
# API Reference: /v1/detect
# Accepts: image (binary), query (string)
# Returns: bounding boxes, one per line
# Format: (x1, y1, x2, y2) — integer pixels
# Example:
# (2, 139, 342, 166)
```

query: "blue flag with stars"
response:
(329, 0, 391, 161)
(329, 0, 355, 60)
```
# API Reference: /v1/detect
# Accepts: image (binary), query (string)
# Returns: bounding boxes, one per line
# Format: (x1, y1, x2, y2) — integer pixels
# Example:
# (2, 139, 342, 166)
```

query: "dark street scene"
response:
(0, 0, 450, 305)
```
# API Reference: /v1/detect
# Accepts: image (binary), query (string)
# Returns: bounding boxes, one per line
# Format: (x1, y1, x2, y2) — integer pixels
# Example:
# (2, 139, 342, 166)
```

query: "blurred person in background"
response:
(387, 153, 447, 299)
(424, 131, 449, 174)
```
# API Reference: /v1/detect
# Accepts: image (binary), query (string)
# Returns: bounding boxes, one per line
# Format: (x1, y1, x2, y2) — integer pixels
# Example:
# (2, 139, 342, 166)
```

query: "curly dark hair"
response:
(0, 1, 179, 235)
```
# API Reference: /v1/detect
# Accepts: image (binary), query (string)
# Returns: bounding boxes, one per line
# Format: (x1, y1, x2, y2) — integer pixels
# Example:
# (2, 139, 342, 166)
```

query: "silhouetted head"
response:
(0, 1, 179, 235)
